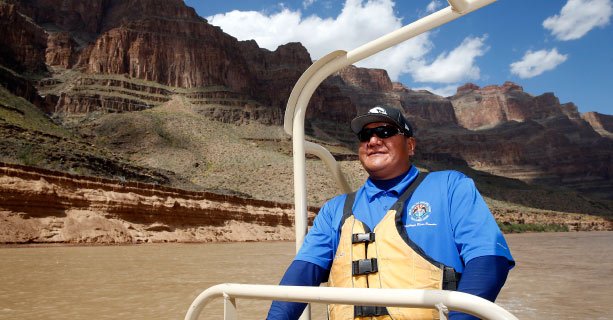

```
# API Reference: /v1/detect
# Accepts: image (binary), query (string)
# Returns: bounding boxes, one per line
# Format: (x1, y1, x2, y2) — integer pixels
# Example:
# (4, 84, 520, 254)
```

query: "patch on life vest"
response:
(409, 201, 431, 222)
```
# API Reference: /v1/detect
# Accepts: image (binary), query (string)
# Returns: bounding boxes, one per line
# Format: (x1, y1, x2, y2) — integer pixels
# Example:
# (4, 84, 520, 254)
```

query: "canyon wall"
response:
(0, 0, 611, 205)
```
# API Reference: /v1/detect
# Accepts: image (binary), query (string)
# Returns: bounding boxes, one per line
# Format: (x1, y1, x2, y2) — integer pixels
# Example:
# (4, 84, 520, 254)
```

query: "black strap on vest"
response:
(391, 172, 462, 291)
(443, 266, 461, 291)
(342, 191, 357, 224)
(354, 305, 390, 317)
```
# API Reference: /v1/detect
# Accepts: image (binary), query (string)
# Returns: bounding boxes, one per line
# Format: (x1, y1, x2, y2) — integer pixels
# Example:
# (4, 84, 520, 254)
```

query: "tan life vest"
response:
(328, 173, 459, 320)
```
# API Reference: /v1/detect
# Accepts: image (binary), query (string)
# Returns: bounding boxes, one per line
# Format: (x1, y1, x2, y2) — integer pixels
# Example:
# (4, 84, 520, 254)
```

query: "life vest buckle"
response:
(352, 232, 375, 243)
(352, 258, 378, 275)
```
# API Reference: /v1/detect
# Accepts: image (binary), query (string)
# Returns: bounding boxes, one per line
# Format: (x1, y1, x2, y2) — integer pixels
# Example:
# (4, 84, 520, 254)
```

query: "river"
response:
(0, 231, 611, 319)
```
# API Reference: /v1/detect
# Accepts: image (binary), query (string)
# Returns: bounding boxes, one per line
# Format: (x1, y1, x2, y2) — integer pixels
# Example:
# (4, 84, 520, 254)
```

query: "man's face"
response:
(357, 122, 415, 180)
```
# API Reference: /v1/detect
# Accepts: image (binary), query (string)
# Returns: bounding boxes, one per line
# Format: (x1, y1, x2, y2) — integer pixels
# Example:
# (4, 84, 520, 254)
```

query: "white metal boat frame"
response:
(184, 284, 518, 320)
(186, 1, 518, 319)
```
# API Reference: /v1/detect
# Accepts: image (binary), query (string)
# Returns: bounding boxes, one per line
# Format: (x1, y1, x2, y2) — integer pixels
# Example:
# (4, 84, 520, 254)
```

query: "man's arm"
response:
(266, 260, 329, 320)
(449, 255, 510, 320)
(444, 173, 514, 319)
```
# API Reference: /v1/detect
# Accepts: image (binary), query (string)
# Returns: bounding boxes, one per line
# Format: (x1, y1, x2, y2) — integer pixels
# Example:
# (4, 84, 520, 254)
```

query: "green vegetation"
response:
(498, 222, 569, 233)
(0, 86, 71, 138)
(16, 143, 44, 166)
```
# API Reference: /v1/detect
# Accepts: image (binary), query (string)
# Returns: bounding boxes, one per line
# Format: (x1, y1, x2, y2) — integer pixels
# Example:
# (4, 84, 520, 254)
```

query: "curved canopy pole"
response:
(284, 0, 497, 255)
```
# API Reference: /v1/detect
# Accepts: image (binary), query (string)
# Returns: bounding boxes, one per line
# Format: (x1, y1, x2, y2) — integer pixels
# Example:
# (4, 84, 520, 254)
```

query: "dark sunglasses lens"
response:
(357, 129, 372, 142)
(357, 126, 399, 142)
(376, 126, 398, 138)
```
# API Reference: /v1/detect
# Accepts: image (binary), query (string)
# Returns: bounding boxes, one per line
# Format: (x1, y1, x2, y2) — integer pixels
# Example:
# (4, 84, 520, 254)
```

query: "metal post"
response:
(223, 294, 238, 320)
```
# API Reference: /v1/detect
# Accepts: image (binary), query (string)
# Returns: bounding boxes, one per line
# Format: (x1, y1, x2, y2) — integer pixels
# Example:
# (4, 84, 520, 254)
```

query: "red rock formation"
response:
(336, 65, 394, 92)
(45, 32, 77, 68)
(399, 89, 458, 129)
(582, 112, 613, 138)
(238, 41, 313, 124)
(0, 3, 48, 73)
(451, 82, 575, 130)
(83, 18, 255, 91)
(11, 0, 107, 35)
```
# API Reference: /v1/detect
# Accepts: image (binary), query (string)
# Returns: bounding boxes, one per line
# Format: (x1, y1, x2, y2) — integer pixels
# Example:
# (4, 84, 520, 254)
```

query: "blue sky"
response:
(183, 0, 613, 116)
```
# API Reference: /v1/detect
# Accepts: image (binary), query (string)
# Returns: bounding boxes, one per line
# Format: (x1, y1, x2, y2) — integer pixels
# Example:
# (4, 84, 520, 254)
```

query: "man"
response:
(267, 105, 514, 320)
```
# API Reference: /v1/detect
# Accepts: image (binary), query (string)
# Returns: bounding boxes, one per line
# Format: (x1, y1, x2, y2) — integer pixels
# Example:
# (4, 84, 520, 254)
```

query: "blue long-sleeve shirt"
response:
(267, 255, 509, 320)
(268, 168, 513, 319)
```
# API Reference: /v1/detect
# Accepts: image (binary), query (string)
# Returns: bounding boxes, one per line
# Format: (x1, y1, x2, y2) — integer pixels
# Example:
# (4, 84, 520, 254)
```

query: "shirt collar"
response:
(362, 165, 419, 202)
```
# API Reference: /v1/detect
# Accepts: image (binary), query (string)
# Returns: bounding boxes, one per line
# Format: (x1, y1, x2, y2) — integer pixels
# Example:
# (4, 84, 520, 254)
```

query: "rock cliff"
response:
(0, 2, 48, 73)
(582, 112, 613, 139)
(431, 83, 612, 199)
(452, 82, 563, 129)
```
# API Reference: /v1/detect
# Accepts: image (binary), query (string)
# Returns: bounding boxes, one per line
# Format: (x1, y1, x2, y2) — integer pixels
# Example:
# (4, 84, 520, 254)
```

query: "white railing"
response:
(184, 284, 518, 320)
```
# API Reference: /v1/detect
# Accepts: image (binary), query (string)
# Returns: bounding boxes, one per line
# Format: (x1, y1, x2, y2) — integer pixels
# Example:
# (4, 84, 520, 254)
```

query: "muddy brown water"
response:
(0, 231, 611, 319)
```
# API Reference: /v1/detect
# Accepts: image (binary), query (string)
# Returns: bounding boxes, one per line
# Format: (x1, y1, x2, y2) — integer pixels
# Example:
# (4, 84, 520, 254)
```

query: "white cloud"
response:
(208, 0, 434, 81)
(208, 9, 303, 50)
(426, 0, 444, 13)
(408, 36, 489, 83)
(207, 0, 486, 84)
(510, 48, 568, 78)
(543, 0, 613, 41)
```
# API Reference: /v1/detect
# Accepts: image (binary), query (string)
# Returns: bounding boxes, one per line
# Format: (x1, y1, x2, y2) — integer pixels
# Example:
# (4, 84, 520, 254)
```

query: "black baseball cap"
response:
(350, 105, 413, 137)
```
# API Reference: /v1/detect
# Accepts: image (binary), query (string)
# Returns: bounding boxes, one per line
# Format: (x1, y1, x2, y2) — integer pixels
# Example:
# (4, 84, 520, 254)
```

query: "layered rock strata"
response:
(1, 162, 610, 245)
(0, 163, 317, 244)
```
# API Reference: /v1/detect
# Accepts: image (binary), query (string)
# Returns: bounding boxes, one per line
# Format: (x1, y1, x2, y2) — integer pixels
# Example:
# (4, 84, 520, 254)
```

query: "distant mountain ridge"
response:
(0, 0, 611, 202)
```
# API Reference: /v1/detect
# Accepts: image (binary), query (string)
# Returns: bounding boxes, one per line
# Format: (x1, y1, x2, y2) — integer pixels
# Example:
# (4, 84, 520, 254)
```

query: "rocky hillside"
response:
(0, 0, 611, 243)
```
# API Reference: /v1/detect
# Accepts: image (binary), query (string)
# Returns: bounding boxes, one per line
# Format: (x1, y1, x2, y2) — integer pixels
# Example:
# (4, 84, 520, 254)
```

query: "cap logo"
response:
(368, 107, 387, 115)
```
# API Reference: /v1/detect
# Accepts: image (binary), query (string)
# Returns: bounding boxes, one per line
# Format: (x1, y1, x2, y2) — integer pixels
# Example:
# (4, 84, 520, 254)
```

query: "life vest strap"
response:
(352, 258, 378, 275)
(352, 232, 375, 243)
(442, 266, 461, 290)
(354, 305, 389, 317)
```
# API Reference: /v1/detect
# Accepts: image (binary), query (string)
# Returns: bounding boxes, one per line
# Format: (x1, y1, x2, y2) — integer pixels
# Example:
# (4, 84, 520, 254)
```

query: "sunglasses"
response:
(357, 125, 404, 142)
